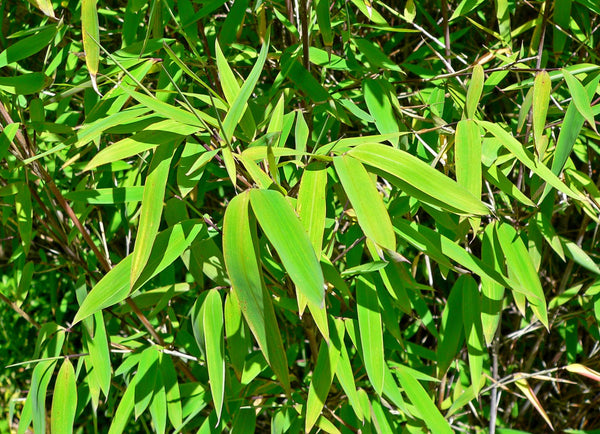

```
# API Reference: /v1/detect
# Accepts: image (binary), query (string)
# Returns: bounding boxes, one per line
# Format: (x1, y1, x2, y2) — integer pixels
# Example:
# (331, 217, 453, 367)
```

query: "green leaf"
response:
(437, 279, 464, 375)
(73, 219, 206, 324)
(354, 38, 403, 72)
(334, 154, 396, 251)
(395, 364, 453, 433)
(51, 359, 77, 434)
(222, 192, 291, 395)
(455, 119, 482, 200)
(460, 275, 485, 395)
(465, 64, 484, 118)
(82, 0, 101, 94)
(305, 322, 341, 432)
(477, 120, 584, 202)
(349, 143, 490, 215)
(532, 71, 551, 156)
(84, 120, 199, 170)
(363, 78, 401, 145)
(0, 25, 57, 69)
(562, 69, 598, 133)
(0, 72, 51, 94)
(131, 142, 176, 288)
(356, 275, 385, 395)
(203, 290, 225, 422)
(65, 187, 145, 204)
(480, 222, 505, 345)
(249, 189, 325, 308)
(15, 185, 32, 255)
(297, 162, 327, 255)
(316, 0, 333, 47)
(495, 222, 548, 328)
(222, 33, 270, 143)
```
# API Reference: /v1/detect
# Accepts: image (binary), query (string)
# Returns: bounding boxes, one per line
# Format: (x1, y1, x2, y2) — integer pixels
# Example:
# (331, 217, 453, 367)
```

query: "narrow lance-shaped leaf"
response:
(349, 143, 490, 216)
(363, 78, 401, 146)
(51, 359, 77, 434)
(465, 64, 484, 119)
(437, 280, 464, 375)
(74, 219, 206, 324)
(460, 275, 486, 395)
(249, 189, 325, 308)
(131, 141, 176, 288)
(222, 192, 291, 395)
(305, 322, 341, 432)
(514, 376, 554, 430)
(222, 33, 270, 143)
(532, 71, 551, 157)
(480, 222, 505, 345)
(395, 364, 453, 434)
(455, 119, 482, 200)
(203, 290, 225, 423)
(297, 162, 328, 255)
(0, 25, 57, 69)
(81, 0, 101, 95)
(356, 275, 385, 395)
(477, 120, 584, 202)
(334, 155, 396, 251)
(562, 68, 598, 133)
(495, 222, 548, 329)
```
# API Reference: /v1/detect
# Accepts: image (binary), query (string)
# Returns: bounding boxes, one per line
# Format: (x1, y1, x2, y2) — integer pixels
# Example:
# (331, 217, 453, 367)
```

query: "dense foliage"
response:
(1, 0, 600, 432)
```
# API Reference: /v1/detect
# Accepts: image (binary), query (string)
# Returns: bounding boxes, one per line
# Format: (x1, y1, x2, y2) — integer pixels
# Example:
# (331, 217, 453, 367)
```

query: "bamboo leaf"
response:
(222, 33, 270, 143)
(356, 275, 385, 395)
(477, 120, 584, 201)
(455, 119, 482, 200)
(395, 364, 453, 433)
(514, 376, 554, 430)
(465, 64, 484, 118)
(480, 222, 505, 345)
(203, 289, 225, 422)
(249, 189, 325, 308)
(297, 162, 327, 255)
(363, 78, 401, 145)
(51, 359, 77, 434)
(562, 69, 598, 133)
(495, 222, 548, 328)
(533, 71, 551, 157)
(222, 192, 291, 395)
(81, 0, 101, 94)
(460, 275, 486, 395)
(334, 154, 396, 251)
(349, 143, 490, 215)
(0, 25, 57, 69)
(73, 219, 206, 324)
(437, 280, 464, 375)
(131, 142, 176, 288)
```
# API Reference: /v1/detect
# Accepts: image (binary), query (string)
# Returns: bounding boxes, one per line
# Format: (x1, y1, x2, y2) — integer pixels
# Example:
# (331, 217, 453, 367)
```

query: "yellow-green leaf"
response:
(460, 275, 486, 395)
(203, 290, 225, 422)
(562, 68, 598, 133)
(297, 162, 327, 255)
(533, 71, 551, 156)
(465, 64, 484, 119)
(455, 119, 482, 200)
(81, 0, 101, 94)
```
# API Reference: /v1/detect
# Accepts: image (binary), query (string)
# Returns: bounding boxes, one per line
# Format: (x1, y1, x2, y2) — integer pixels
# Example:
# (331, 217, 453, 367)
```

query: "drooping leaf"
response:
(51, 359, 77, 434)
(203, 289, 225, 422)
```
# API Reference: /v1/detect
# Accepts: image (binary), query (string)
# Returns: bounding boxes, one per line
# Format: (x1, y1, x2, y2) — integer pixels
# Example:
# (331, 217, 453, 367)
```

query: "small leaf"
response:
(51, 359, 77, 434)
(455, 119, 482, 201)
(566, 363, 600, 382)
(460, 275, 486, 395)
(465, 65, 484, 118)
(514, 375, 554, 430)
